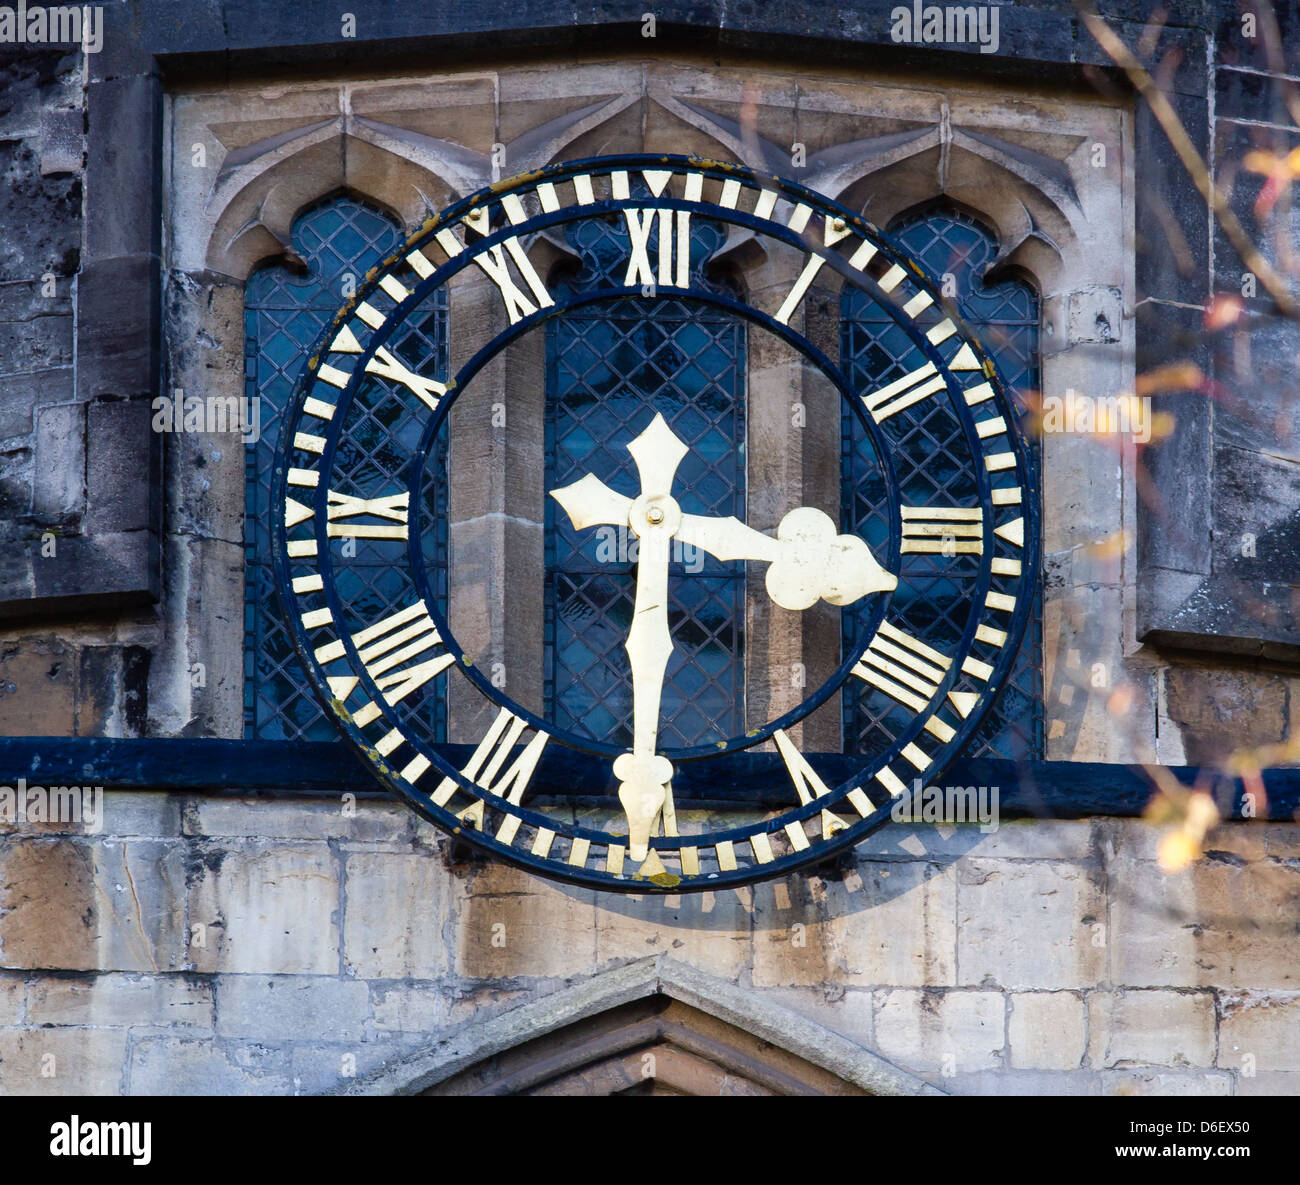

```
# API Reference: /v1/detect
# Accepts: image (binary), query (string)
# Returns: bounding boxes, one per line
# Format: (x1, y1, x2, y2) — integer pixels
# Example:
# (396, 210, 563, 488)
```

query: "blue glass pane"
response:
(841, 206, 1043, 760)
(244, 195, 449, 742)
(545, 210, 746, 750)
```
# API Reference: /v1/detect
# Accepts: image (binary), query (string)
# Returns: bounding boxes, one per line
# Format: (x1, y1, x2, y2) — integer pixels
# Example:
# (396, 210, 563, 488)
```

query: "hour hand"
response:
(549, 473, 633, 530)
(675, 513, 780, 564)
(678, 507, 897, 611)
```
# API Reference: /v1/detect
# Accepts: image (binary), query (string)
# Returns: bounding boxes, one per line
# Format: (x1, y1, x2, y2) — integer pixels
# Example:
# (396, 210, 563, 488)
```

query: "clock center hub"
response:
(629, 492, 682, 538)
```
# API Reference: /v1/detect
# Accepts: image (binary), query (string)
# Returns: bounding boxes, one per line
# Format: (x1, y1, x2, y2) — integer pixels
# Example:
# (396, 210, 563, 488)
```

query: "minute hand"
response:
(625, 532, 673, 758)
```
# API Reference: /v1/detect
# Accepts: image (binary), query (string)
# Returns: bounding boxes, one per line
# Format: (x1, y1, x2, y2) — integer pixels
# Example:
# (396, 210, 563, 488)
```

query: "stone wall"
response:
(1, 797, 1298, 1094)
(0, 1, 1298, 1095)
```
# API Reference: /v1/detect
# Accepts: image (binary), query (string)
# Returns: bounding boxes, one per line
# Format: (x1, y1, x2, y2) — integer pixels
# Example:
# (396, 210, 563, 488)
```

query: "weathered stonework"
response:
(0, 799, 1295, 1094)
(0, 2, 1297, 1097)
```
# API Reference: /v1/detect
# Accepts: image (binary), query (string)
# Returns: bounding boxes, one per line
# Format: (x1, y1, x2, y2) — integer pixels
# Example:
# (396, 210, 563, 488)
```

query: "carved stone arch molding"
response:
(341, 956, 943, 1097)
(836, 141, 1074, 300)
(195, 90, 643, 280)
(654, 90, 1097, 301)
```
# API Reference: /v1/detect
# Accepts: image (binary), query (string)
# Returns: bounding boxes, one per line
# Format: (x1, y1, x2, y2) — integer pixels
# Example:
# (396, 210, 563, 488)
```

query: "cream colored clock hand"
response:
(550, 414, 691, 863)
(677, 505, 898, 610)
(673, 513, 781, 564)
(613, 522, 675, 863)
(548, 472, 632, 531)
(615, 413, 692, 862)
(550, 416, 897, 862)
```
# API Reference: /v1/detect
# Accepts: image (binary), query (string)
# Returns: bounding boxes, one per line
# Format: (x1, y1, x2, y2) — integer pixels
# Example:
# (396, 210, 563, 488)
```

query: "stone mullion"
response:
(743, 240, 819, 748)
(445, 265, 511, 745)
(445, 241, 550, 746)
(798, 279, 847, 753)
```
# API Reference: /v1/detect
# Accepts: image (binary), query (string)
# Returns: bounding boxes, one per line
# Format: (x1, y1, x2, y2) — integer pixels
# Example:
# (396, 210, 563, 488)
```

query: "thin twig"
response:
(1077, 4, 1298, 318)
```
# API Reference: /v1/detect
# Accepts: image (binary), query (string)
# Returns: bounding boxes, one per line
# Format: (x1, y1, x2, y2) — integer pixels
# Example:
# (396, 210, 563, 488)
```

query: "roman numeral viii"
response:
(342, 601, 454, 722)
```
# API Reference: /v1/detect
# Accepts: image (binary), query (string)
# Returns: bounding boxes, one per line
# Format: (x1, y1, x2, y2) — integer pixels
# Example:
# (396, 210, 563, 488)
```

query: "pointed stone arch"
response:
(653, 94, 1079, 298)
(342, 956, 943, 1096)
(823, 144, 1070, 303)
(199, 91, 641, 281)
(204, 131, 456, 281)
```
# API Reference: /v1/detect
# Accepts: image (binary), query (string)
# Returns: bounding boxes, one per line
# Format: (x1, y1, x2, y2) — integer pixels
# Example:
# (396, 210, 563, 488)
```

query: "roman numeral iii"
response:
(900, 505, 984, 555)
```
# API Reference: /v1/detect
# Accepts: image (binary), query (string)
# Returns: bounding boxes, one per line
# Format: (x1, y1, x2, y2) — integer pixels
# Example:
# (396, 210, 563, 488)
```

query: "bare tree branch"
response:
(1077, 3, 1298, 318)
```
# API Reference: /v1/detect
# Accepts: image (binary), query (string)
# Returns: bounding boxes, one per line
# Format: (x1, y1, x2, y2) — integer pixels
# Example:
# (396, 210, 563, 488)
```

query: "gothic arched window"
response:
(244, 194, 448, 741)
(544, 209, 746, 749)
(841, 204, 1042, 759)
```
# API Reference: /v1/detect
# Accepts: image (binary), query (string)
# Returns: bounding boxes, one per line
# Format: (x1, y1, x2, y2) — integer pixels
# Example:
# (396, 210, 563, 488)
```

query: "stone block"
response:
(187, 842, 340, 976)
(1135, 301, 1213, 566)
(1088, 990, 1217, 1068)
(856, 821, 1094, 865)
(452, 859, 597, 982)
(956, 859, 1104, 989)
(946, 1069, 1099, 1096)
(0, 640, 77, 735)
(291, 1039, 425, 1095)
(751, 984, 876, 1051)
(32, 401, 84, 520)
(370, 982, 454, 1034)
(0, 48, 81, 140)
(753, 861, 956, 988)
(1162, 661, 1288, 766)
(1134, 94, 1210, 307)
(1218, 994, 1300, 1073)
(873, 989, 1004, 1076)
(1109, 847, 1300, 990)
(1211, 310, 1300, 462)
(216, 975, 370, 1042)
(27, 973, 213, 1030)
(98, 792, 183, 839)
(0, 139, 81, 284)
(185, 797, 410, 844)
(1008, 992, 1086, 1070)
(1235, 1071, 1300, 1096)
(597, 889, 752, 981)
(129, 1036, 292, 1096)
(0, 1027, 127, 1094)
(39, 107, 82, 176)
(0, 838, 187, 973)
(0, 307, 72, 377)
(21, 528, 161, 616)
(76, 643, 150, 738)
(76, 254, 160, 401)
(84, 74, 160, 264)
(343, 851, 453, 980)
(0, 368, 71, 442)
(1212, 443, 1300, 587)
(1067, 286, 1123, 345)
(0, 972, 25, 1025)
(164, 276, 252, 546)
(158, 535, 242, 737)
(1100, 1070, 1232, 1096)
(85, 397, 159, 535)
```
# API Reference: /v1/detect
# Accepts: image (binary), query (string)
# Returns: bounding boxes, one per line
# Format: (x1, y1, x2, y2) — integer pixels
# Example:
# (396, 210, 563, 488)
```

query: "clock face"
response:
(272, 154, 1038, 892)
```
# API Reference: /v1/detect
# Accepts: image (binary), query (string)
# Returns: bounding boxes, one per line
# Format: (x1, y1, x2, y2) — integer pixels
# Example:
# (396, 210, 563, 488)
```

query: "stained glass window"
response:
(841, 205, 1043, 760)
(244, 194, 448, 741)
(544, 209, 747, 750)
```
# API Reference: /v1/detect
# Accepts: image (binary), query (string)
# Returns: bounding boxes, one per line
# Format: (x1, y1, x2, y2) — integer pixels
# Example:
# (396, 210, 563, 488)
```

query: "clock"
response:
(272, 154, 1038, 892)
